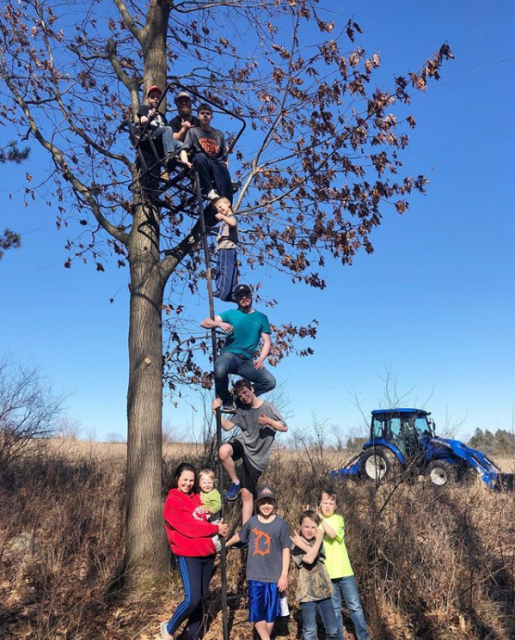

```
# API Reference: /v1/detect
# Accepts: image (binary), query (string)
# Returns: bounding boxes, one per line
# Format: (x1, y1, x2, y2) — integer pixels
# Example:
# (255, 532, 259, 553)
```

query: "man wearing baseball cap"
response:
(137, 86, 186, 179)
(200, 284, 276, 412)
(169, 91, 200, 142)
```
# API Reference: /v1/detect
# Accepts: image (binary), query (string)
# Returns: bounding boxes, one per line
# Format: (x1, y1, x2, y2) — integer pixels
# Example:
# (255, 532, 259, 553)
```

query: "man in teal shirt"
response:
(200, 284, 276, 412)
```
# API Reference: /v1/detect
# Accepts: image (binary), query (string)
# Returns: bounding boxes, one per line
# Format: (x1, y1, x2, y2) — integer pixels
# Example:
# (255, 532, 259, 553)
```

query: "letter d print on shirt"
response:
(251, 528, 271, 556)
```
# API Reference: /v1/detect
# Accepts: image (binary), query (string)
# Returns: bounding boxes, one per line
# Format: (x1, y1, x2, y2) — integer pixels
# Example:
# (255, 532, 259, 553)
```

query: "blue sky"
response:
(1, 1, 514, 444)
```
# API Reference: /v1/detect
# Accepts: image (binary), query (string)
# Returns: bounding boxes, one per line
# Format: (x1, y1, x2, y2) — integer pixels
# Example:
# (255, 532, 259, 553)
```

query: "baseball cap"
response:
(256, 485, 277, 502)
(175, 91, 192, 102)
(234, 284, 252, 298)
(147, 85, 162, 96)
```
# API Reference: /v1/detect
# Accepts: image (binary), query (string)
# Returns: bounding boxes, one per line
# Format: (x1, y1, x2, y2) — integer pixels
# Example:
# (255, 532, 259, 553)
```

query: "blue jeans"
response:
(301, 598, 344, 640)
(214, 351, 276, 403)
(151, 126, 184, 157)
(331, 576, 370, 640)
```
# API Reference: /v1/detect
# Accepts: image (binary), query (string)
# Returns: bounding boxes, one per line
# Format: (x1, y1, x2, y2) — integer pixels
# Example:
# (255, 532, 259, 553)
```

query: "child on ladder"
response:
(212, 378, 287, 524)
(212, 196, 239, 302)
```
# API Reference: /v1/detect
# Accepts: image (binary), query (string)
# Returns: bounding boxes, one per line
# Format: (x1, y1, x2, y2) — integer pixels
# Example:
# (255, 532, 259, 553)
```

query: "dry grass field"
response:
(1, 438, 514, 640)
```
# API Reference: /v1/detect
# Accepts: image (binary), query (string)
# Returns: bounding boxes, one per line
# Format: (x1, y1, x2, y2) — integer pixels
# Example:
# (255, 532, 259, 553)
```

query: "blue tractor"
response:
(331, 408, 513, 490)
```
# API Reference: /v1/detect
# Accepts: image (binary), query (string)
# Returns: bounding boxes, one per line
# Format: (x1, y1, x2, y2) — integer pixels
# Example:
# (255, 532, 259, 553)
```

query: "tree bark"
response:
(123, 0, 173, 586)
(125, 198, 169, 583)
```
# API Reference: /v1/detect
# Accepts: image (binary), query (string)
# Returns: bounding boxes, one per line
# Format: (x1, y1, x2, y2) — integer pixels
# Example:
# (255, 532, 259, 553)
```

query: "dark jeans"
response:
(166, 555, 215, 640)
(214, 351, 276, 403)
(214, 248, 239, 302)
(193, 153, 233, 203)
(331, 576, 370, 640)
(301, 598, 344, 640)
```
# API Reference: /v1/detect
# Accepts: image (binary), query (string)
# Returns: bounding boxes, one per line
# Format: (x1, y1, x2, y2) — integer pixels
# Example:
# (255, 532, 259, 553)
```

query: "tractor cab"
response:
(370, 408, 433, 463)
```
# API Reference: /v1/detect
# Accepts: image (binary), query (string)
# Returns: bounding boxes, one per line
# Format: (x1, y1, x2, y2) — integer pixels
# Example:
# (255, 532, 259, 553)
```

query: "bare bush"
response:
(0, 358, 64, 468)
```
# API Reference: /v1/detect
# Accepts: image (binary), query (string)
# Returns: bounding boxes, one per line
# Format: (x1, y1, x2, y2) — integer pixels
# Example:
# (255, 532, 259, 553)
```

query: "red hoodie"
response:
(163, 488, 219, 557)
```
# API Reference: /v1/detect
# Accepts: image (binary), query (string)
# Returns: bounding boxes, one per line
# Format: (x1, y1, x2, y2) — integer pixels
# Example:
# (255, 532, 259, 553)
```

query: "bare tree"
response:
(0, 0, 453, 585)
(0, 358, 64, 468)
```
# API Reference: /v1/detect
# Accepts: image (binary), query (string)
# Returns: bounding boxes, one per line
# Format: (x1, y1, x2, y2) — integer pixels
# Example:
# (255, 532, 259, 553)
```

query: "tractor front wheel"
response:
(360, 448, 400, 482)
(427, 460, 457, 487)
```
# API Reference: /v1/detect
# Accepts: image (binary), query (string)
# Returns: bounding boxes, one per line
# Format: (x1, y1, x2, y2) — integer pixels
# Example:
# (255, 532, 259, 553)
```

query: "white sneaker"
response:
(207, 189, 220, 201)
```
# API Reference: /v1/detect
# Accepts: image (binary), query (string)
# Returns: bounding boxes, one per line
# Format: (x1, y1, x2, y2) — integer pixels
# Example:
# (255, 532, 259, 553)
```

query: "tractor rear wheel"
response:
(360, 448, 400, 482)
(427, 460, 457, 487)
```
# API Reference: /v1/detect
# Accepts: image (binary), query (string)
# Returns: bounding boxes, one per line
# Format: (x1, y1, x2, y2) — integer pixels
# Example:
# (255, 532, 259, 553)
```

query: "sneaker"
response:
(165, 154, 179, 170)
(207, 189, 220, 201)
(221, 401, 237, 414)
(160, 621, 173, 640)
(224, 481, 241, 501)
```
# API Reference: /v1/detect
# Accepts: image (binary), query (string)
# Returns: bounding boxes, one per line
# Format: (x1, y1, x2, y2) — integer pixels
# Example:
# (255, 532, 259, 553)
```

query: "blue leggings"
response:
(165, 555, 215, 640)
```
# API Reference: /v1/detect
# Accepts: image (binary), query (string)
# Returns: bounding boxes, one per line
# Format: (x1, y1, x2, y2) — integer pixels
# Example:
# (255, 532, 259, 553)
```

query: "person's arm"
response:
(220, 132, 229, 167)
(215, 212, 237, 227)
(254, 332, 271, 370)
(257, 402, 287, 432)
(320, 519, 337, 539)
(164, 495, 219, 539)
(200, 314, 234, 333)
(257, 411, 287, 432)
(302, 529, 323, 564)
(227, 520, 250, 547)
(212, 398, 238, 431)
(226, 533, 241, 547)
(290, 534, 311, 553)
(319, 514, 343, 541)
(139, 107, 159, 126)
(278, 547, 290, 591)
(173, 119, 194, 140)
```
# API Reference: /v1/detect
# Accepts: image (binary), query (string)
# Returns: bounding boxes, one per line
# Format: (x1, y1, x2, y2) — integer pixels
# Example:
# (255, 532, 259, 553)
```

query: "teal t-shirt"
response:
(219, 309, 271, 358)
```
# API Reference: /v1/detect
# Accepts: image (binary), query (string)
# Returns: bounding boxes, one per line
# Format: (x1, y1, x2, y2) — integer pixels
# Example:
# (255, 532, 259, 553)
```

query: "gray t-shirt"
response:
(216, 215, 238, 251)
(229, 401, 286, 473)
(239, 515, 290, 582)
(183, 126, 228, 162)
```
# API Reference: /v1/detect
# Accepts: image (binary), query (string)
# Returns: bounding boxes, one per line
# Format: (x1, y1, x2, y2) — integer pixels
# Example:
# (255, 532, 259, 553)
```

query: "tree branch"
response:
(106, 38, 142, 115)
(1, 67, 129, 247)
(113, 0, 143, 45)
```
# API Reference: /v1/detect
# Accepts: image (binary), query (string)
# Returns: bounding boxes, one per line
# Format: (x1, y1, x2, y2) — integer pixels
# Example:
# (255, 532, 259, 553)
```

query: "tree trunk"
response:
(125, 198, 169, 584)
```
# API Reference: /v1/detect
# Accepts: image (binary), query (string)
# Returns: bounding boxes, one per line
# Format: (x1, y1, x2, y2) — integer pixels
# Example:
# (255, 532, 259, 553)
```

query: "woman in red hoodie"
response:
(161, 463, 228, 640)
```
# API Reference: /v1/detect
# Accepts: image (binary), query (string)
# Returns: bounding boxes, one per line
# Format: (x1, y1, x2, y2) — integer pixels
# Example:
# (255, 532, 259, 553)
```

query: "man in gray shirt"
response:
(212, 379, 288, 523)
(179, 102, 233, 203)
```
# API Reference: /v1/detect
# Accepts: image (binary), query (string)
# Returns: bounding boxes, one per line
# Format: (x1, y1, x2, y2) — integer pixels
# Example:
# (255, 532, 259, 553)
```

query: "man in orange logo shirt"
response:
(180, 103, 234, 204)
